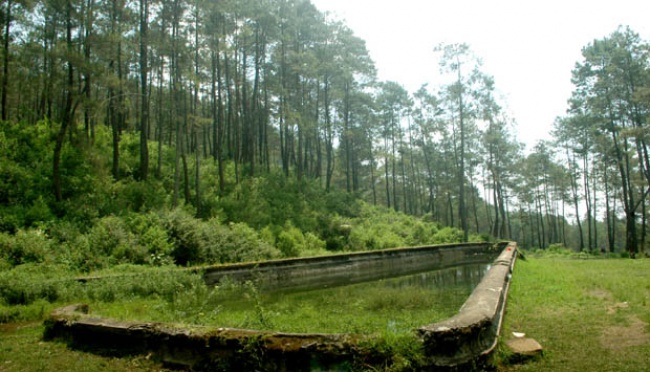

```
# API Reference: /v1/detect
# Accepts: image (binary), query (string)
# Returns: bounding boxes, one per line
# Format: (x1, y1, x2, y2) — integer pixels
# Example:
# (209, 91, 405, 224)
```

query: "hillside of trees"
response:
(1, 0, 649, 272)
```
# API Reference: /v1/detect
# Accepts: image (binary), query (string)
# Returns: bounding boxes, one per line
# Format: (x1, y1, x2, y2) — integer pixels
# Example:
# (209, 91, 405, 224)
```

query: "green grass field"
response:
(497, 255, 650, 371)
(1, 255, 649, 371)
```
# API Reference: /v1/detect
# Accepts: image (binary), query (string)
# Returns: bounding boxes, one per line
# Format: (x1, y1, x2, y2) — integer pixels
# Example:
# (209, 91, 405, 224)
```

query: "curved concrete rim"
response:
(417, 241, 518, 368)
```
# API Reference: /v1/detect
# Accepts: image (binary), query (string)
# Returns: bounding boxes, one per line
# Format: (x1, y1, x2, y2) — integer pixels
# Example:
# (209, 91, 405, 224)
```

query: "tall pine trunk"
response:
(139, 0, 149, 180)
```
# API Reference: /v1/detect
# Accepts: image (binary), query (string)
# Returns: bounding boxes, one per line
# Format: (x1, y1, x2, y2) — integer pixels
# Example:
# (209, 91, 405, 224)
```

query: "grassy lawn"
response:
(0, 322, 169, 371)
(1, 256, 649, 371)
(497, 255, 650, 371)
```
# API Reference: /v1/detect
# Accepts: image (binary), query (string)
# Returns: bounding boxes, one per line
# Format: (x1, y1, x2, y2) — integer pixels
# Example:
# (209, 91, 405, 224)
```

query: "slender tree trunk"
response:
(456, 65, 468, 242)
(195, 132, 201, 216)
(1, 0, 11, 121)
(81, 0, 95, 142)
(54, 0, 77, 203)
(604, 163, 614, 252)
(384, 135, 391, 208)
(607, 91, 638, 256)
(324, 78, 334, 190)
(139, 0, 149, 180)
(369, 139, 377, 205)
(491, 173, 500, 237)
(156, 56, 164, 178)
(567, 150, 585, 250)
(391, 115, 398, 211)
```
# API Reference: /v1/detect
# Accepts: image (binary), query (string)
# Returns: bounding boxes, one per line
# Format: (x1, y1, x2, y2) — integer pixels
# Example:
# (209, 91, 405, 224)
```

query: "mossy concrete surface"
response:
(418, 242, 518, 368)
(44, 242, 514, 370)
(44, 304, 361, 371)
(200, 242, 501, 291)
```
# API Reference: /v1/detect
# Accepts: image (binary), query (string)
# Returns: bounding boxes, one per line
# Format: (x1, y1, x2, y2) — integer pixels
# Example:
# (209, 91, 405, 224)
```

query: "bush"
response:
(547, 243, 573, 253)
(23, 196, 55, 227)
(431, 227, 464, 244)
(301, 232, 328, 257)
(207, 222, 281, 263)
(58, 234, 109, 273)
(117, 179, 169, 213)
(85, 214, 174, 267)
(162, 208, 281, 266)
(276, 222, 305, 257)
(271, 221, 328, 258)
(126, 212, 174, 266)
(45, 220, 82, 243)
(88, 216, 134, 258)
(163, 208, 207, 266)
(0, 263, 75, 306)
(0, 206, 23, 234)
(83, 268, 203, 304)
(0, 229, 51, 266)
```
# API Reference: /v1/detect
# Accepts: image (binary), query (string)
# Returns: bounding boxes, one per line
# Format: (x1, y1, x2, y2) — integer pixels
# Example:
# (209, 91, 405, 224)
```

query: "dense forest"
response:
(1, 0, 650, 272)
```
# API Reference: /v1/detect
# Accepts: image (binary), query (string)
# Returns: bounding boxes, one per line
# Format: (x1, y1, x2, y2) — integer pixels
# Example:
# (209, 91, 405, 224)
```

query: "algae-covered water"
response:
(95, 263, 490, 335)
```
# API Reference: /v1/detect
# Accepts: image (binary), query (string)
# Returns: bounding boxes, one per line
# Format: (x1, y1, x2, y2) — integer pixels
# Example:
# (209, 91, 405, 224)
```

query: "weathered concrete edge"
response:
(200, 242, 498, 291)
(417, 241, 518, 368)
(43, 304, 362, 369)
(45, 242, 511, 369)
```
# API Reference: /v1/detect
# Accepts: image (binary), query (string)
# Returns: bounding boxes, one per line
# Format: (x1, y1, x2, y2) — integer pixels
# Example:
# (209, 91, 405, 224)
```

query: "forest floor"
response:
(1, 255, 649, 371)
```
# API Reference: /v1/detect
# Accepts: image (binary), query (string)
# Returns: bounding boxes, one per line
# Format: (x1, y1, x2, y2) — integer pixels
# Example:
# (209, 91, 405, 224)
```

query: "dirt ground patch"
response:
(589, 288, 650, 351)
(586, 289, 613, 301)
(600, 315, 650, 351)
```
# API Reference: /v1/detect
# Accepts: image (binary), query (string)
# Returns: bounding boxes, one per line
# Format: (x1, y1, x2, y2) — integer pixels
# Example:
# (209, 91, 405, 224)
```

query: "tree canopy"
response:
(1, 0, 649, 260)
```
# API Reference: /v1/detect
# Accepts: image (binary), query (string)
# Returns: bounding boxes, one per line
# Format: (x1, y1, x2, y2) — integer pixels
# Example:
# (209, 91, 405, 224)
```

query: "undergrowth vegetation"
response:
(93, 265, 485, 334)
(0, 265, 203, 323)
(0, 123, 474, 269)
(0, 122, 484, 327)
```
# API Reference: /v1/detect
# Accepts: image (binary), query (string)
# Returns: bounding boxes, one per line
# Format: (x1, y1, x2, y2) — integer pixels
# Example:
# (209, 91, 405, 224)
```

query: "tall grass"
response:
(93, 265, 485, 335)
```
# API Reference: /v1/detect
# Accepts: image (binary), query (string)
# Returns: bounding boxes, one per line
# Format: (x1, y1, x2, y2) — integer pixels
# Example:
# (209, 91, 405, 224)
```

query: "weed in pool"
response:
(242, 280, 274, 330)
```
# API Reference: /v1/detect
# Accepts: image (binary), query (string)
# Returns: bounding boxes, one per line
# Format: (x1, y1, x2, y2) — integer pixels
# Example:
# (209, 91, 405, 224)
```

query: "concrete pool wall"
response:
(44, 241, 517, 370)
(200, 241, 501, 290)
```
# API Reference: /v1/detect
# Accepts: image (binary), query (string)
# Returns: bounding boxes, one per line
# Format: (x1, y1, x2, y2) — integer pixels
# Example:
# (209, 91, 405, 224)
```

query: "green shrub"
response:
(547, 243, 574, 253)
(165, 277, 223, 324)
(209, 222, 281, 263)
(119, 179, 169, 213)
(83, 268, 204, 304)
(406, 221, 437, 246)
(349, 225, 405, 251)
(276, 222, 305, 257)
(432, 227, 464, 244)
(23, 196, 55, 227)
(0, 206, 23, 234)
(323, 216, 354, 251)
(125, 212, 174, 265)
(0, 229, 51, 266)
(163, 208, 207, 266)
(162, 208, 280, 266)
(300, 232, 328, 257)
(58, 235, 109, 273)
(85, 213, 175, 266)
(88, 216, 132, 257)
(0, 263, 75, 306)
(45, 220, 82, 243)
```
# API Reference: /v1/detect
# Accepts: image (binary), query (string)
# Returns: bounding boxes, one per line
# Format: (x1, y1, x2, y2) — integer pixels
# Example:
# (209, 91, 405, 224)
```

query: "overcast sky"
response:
(310, 0, 650, 150)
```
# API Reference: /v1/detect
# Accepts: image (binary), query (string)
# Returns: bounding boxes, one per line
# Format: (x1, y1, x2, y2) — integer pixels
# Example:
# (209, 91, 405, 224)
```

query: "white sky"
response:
(310, 0, 650, 150)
